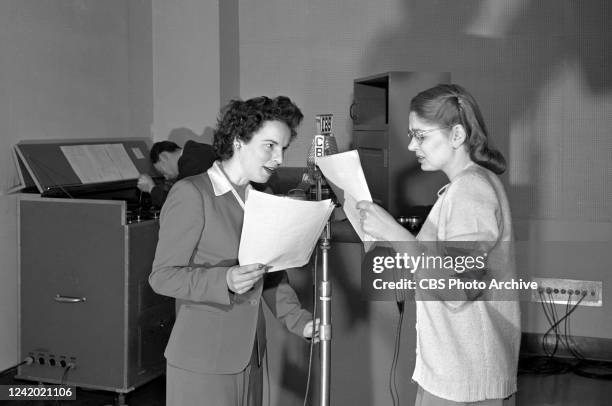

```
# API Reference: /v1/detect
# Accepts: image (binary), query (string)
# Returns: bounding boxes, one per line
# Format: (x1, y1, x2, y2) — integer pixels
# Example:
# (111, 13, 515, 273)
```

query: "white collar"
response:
(437, 184, 450, 197)
(207, 160, 252, 198)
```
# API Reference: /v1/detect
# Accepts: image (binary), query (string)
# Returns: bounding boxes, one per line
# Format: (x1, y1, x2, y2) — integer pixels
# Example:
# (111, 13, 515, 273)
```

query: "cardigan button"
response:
(249, 299, 258, 306)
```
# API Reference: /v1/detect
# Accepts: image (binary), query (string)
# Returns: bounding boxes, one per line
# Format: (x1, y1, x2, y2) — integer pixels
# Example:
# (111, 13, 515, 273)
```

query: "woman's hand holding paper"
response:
(226, 263, 267, 295)
(356, 200, 410, 241)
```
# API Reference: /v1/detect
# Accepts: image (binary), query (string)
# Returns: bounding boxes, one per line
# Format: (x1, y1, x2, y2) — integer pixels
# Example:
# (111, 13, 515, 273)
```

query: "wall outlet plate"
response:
(532, 277, 603, 307)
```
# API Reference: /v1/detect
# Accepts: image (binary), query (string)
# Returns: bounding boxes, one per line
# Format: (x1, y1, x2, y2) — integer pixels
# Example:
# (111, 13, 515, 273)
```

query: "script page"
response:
(316, 150, 377, 245)
(238, 190, 334, 272)
(61, 144, 139, 184)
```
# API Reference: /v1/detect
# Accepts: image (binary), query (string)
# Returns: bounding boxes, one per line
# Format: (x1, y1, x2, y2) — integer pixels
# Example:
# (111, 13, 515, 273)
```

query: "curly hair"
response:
(410, 84, 506, 174)
(213, 96, 304, 160)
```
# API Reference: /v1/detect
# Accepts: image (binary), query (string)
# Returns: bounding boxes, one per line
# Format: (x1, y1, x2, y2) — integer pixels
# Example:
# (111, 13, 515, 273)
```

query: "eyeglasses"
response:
(407, 126, 451, 144)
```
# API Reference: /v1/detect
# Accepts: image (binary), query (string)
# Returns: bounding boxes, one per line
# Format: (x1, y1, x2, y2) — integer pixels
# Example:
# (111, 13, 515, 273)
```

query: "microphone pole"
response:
(311, 115, 335, 406)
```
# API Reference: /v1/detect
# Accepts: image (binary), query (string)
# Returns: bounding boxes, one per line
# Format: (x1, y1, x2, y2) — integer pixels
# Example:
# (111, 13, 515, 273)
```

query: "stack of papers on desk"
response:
(238, 190, 334, 272)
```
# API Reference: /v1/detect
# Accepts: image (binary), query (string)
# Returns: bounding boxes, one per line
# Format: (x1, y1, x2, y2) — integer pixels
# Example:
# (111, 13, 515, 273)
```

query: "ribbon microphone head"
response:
(303, 114, 338, 201)
(306, 114, 337, 178)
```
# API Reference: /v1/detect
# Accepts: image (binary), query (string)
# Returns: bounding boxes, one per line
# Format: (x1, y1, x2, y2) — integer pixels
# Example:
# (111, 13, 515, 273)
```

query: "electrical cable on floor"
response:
(542, 292, 585, 352)
(540, 290, 584, 357)
(541, 290, 584, 370)
(0, 356, 34, 376)
(520, 290, 608, 377)
(539, 290, 560, 357)
(389, 301, 404, 406)
(541, 291, 584, 374)
(56, 363, 74, 406)
(561, 292, 586, 361)
(517, 292, 573, 375)
(518, 354, 571, 375)
(548, 291, 562, 352)
(264, 349, 271, 406)
(572, 360, 612, 380)
(303, 249, 318, 406)
(558, 293, 612, 380)
(60, 363, 73, 386)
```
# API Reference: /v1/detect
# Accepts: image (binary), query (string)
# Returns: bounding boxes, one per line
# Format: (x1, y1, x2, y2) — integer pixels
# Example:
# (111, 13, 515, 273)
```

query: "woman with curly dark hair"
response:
(150, 96, 318, 406)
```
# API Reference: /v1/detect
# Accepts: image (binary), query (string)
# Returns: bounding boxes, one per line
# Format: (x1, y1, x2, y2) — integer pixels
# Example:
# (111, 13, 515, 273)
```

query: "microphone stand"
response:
(316, 173, 332, 406)
(308, 115, 335, 406)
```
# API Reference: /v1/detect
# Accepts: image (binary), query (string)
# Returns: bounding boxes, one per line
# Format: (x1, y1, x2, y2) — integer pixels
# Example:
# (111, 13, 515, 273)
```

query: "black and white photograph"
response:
(0, 1, 610, 405)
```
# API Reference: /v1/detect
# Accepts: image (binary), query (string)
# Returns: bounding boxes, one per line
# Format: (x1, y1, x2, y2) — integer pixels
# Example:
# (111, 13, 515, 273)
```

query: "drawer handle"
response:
(54, 294, 86, 303)
(349, 101, 358, 121)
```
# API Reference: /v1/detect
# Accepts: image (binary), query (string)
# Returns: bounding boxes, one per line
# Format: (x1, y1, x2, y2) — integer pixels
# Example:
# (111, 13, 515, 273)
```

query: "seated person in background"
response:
(137, 140, 217, 207)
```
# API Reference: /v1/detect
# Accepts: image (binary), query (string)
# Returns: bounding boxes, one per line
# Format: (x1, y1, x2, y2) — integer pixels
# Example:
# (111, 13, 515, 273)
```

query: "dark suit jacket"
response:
(150, 140, 218, 207)
(149, 162, 311, 374)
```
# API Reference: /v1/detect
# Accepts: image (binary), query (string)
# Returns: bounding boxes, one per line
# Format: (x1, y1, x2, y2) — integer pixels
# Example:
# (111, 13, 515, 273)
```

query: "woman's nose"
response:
(407, 137, 418, 151)
(273, 148, 284, 165)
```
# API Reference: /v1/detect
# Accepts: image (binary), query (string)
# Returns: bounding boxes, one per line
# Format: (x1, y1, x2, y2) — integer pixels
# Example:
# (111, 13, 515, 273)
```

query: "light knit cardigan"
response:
(412, 163, 521, 402)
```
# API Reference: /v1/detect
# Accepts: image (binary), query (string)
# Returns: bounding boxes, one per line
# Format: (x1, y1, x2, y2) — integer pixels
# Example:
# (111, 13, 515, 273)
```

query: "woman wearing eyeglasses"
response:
(357, 84, 520, 406)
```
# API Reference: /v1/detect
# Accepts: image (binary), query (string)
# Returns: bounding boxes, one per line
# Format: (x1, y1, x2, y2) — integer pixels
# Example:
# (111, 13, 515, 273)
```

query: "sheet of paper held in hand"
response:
(315, 150, 377, 246)
(239, 190, 334, 272)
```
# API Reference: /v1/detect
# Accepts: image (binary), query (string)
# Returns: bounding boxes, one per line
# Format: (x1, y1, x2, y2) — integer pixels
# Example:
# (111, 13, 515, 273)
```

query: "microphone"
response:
(305, 115, 337, 200)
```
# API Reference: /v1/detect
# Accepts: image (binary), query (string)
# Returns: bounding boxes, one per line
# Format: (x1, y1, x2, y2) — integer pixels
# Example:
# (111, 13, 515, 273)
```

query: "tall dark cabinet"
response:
(351, 71, 451, 218)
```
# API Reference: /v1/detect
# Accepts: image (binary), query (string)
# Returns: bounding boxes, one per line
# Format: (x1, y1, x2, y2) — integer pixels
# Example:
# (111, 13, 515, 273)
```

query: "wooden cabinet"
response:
(351, 72, 451, 217)
(17, 196, 173, 393)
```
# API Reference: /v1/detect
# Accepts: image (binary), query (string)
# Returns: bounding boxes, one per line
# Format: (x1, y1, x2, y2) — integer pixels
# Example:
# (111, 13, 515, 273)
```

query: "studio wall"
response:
(151, 0, 220, 146)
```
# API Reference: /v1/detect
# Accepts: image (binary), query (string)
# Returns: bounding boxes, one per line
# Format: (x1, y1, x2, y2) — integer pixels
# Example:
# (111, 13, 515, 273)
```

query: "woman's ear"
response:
(450, 124, 467, 149)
